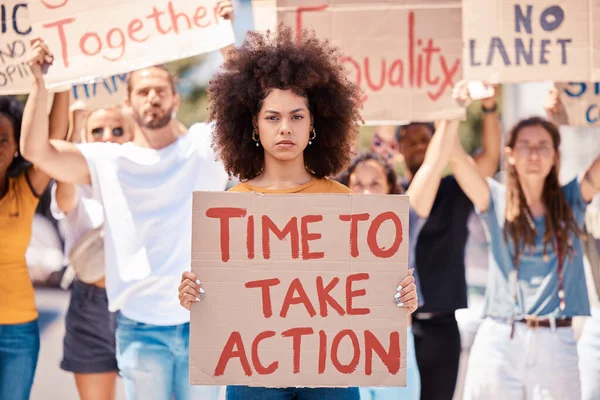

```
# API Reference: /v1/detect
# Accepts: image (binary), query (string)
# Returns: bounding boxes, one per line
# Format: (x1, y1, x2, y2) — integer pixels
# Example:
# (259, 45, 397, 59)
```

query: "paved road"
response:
(32, 287, 126, 400)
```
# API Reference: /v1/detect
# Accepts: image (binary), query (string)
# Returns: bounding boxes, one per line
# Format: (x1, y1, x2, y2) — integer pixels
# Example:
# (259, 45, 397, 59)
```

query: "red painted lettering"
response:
(262, 216, 299, 260)
(364, 58, 385, 92)
(339, 213, 369, 257)
(318, 330, 327, 374)
(346, 273, 370, 316)
(168, 1, 191, 33)
(408, 11, 415, 86)
(245, 278, 281, 318)
(194, 6, 210, 28)
(282, 327, 314, 374)
(252, 331, 278, 375)
(206, 207, 247, 262)
(214, 332, 252, 377)
(331, 330, 360, 374)
(128, 19, 148, 43)
(300, 215, 324, 260)
(388, 60, 404, 87)
(366, 212, 402, 258)
(280, 278, 317, 318)
(40, 0, 68, 9)
(364, 330, 400, 375)
(423, 39, 440, 85)
(247, 215, 255, 259)
(316, 276, 345, 317)
(146, 6, 172, 35)
(295, 5, 328, 44)
(43, 18, 75, 67)
(104, 28, 126, 61)
(79, 32, 102, 57)
(428, 56, 460, 101)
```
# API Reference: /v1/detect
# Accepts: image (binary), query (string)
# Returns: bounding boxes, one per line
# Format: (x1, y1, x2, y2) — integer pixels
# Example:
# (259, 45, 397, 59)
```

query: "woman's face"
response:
(0, 115, 17, 176)
(255, 89, 312, 163)
(507, 125, 557, 180)
(85, 109, 133, 144)
(349, 160, 390, 195)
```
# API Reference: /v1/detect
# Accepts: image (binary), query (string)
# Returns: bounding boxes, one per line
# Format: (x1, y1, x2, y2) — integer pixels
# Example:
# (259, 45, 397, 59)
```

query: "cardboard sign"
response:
(70, 73, 128, 110)
(0, 1, 33, 94)
(464, 0, 600, 83)
(252, 0, 465, 124)
(27, 0, 235, 89)
(190, 192, 409, 388)
(554, 82, 600, 126)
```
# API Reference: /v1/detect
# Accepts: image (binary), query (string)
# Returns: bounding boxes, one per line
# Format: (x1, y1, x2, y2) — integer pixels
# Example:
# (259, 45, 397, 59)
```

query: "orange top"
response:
(229, 177, 352, 194)
(0, 172, 39, 324)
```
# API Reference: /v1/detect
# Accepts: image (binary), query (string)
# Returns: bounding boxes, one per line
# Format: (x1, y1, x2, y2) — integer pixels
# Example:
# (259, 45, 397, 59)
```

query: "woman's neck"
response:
(519, 176, 546, 216)
(250, 154, 313, 190)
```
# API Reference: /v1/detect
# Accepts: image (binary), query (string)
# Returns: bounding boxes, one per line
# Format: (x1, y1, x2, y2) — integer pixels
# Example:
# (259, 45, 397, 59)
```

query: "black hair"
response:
(335, 152, 402, 194)
(395, 122, 435, 144)
(0, 96, 30, 176)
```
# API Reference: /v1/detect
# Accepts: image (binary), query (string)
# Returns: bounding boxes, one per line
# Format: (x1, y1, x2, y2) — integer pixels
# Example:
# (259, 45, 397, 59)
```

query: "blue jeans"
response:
(226, 386, 360, 400)
(359, 327, 420, 400)
(116, 313, 221, 400)
(579, 311, 600, 400)
(0, 320, 40, 400)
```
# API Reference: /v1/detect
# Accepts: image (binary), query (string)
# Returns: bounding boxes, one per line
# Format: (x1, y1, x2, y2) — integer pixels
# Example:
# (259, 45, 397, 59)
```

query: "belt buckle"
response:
(526, 316, 540, 329)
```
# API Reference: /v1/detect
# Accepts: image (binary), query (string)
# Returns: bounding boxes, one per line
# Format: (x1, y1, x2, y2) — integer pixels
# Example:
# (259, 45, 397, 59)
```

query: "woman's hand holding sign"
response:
(28, 38, 54, 81)
(395, 269, 418, 314)
(179, 271, 205, 310)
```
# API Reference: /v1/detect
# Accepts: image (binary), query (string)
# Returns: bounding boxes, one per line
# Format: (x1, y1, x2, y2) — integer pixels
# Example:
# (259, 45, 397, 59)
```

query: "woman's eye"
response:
(292, 115, 303, 120)
(91, 128, 103, 136)
(266, 116, 278, 121)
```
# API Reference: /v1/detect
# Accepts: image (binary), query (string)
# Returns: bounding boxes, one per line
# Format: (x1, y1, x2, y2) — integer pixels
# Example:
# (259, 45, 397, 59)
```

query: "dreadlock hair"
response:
(503, 116, 580, 264)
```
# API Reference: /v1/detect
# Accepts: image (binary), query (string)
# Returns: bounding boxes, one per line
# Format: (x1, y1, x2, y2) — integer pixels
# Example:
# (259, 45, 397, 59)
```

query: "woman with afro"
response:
(178, 25, 421, 399)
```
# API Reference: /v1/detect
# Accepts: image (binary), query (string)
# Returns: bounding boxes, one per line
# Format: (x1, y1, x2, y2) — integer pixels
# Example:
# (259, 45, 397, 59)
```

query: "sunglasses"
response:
(90, 126, 125, 137)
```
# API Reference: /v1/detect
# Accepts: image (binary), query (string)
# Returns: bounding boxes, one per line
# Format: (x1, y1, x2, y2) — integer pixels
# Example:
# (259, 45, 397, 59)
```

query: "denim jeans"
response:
(226, 386, 360, 400)
(579, 311, 600, 400)
(0, 320, 40, 400)
(116, 313, 222, 400)
(464, 318, 580, 400)
(359, 327, 420, 400)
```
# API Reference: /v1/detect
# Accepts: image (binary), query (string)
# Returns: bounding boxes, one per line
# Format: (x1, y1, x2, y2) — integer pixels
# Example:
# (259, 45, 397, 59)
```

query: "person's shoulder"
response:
(227, 183, 252, 193)
(318, 178, 353, 194)
(76, 141, 121, 160)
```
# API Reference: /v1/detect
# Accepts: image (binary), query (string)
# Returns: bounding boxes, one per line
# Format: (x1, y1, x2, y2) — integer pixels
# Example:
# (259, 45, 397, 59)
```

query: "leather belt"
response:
(517, 317, 572, 329)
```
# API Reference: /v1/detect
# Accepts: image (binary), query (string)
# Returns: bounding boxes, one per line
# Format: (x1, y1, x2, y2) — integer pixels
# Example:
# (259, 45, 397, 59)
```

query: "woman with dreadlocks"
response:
(451, 116, 600, 399)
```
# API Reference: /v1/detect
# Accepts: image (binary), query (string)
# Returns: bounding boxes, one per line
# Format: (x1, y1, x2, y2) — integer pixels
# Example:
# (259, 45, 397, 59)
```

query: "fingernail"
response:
(196, 297, 201, 302)
(396, 302, 404, 307)
(394, 292, 401, 299)
(196, 279, 201, 285)
(396, 285, 402, 291)
(199, 287, 205, 294)
(199, 293, 205, 299)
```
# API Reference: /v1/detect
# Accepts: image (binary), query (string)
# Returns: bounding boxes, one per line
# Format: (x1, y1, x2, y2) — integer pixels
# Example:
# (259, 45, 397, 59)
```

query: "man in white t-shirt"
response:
(22, 46, 230, 400)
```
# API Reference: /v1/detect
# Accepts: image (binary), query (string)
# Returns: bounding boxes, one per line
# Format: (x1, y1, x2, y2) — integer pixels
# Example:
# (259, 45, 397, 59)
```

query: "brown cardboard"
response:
(27, 0, 235, 89)
(252, 0, 465, 124)
(554, 82, 600, 126)
(464, 0, 597, 83)
(190, 192, 409, 388)
(0, 1, 34, 94)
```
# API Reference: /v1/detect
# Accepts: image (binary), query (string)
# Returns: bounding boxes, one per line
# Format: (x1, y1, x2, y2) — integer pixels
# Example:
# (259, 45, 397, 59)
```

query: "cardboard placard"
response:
(0, 1, 34, 94)
(252, 0, 465, 124)
(190, 192, 409, 388)
(464, 0, 600, 83)
(70, 73, 128, 110)
(27, 0, 235, 89)
(554, 82, 600, 126)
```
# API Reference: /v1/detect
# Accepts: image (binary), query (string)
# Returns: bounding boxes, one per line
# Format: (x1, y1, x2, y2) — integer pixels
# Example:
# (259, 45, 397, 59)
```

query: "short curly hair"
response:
(208, 25, 364, 180)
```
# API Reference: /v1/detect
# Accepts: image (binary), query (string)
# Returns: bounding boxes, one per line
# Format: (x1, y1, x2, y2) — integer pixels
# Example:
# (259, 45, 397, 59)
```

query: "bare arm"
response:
(406, 120, 460, 218)
(473, 91, 502, 178)
(54, 182, 79, 214)
(450, 136, 491, 212)
(217, 0, 235, 61)
(581, 156, 600, 203)
(20, 39, 90, 186)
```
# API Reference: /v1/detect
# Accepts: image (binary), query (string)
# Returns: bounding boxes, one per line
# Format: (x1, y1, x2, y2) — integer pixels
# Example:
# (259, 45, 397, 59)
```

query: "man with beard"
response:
(399, 82, 501, 400)
(20, 4, 235, 399)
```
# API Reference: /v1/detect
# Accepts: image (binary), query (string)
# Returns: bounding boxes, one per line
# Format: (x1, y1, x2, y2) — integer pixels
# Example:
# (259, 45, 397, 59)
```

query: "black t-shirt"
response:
(403, 175, 473, 313)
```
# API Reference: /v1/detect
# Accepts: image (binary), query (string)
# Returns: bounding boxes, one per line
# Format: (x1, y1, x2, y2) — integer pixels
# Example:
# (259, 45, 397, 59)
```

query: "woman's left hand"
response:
(394, 269, 418, 314)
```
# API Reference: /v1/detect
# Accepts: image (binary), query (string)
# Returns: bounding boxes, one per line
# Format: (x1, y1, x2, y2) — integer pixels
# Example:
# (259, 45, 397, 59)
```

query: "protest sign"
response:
(70, 73, 128, 110)
(464, 0, 600, 83)
(0, 1, 33, 94)
(190, 192, 409, 388)
(252, 0, 465, 124)
(27, 0, 235, 89)
(555, 82, 600, 126)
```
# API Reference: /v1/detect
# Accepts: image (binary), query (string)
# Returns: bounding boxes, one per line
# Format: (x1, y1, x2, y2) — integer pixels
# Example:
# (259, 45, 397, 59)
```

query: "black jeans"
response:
(412, 313, 461, 400)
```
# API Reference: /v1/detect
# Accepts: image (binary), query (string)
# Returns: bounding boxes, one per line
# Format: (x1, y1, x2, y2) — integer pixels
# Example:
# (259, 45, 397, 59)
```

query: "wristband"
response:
(482, 103, 497, 114)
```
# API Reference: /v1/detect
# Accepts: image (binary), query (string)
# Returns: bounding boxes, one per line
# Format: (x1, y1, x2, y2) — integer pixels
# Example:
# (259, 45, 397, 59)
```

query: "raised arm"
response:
(474, 86, 502, 177)
(217, 0, 235, 62)
(20, 39, 91, 186)
(406, 120, 460, 217)
(581, 156, 600, 203)
(450, 134, 491, 212)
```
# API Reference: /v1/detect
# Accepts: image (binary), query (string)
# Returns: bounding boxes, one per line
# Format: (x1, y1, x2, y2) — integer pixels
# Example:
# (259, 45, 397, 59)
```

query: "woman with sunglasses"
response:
(451, 115, 600, 399)
(0, 40, 69, 400)
(49, 102, 133, 400)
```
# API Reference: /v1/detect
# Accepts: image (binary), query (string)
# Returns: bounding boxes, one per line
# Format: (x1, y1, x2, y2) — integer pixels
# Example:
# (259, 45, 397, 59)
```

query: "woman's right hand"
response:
(178, 271, 205, 310)
(28, 38, 54, 82)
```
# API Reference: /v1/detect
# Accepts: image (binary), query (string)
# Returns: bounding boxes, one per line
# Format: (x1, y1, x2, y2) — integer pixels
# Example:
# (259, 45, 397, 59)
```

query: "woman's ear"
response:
(505, 146, 516, 166)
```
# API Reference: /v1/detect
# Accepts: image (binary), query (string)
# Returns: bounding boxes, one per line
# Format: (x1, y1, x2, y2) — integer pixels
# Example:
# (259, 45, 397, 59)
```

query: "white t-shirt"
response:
(76, 123, 229, 325)
(50, 184, 104, 260)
